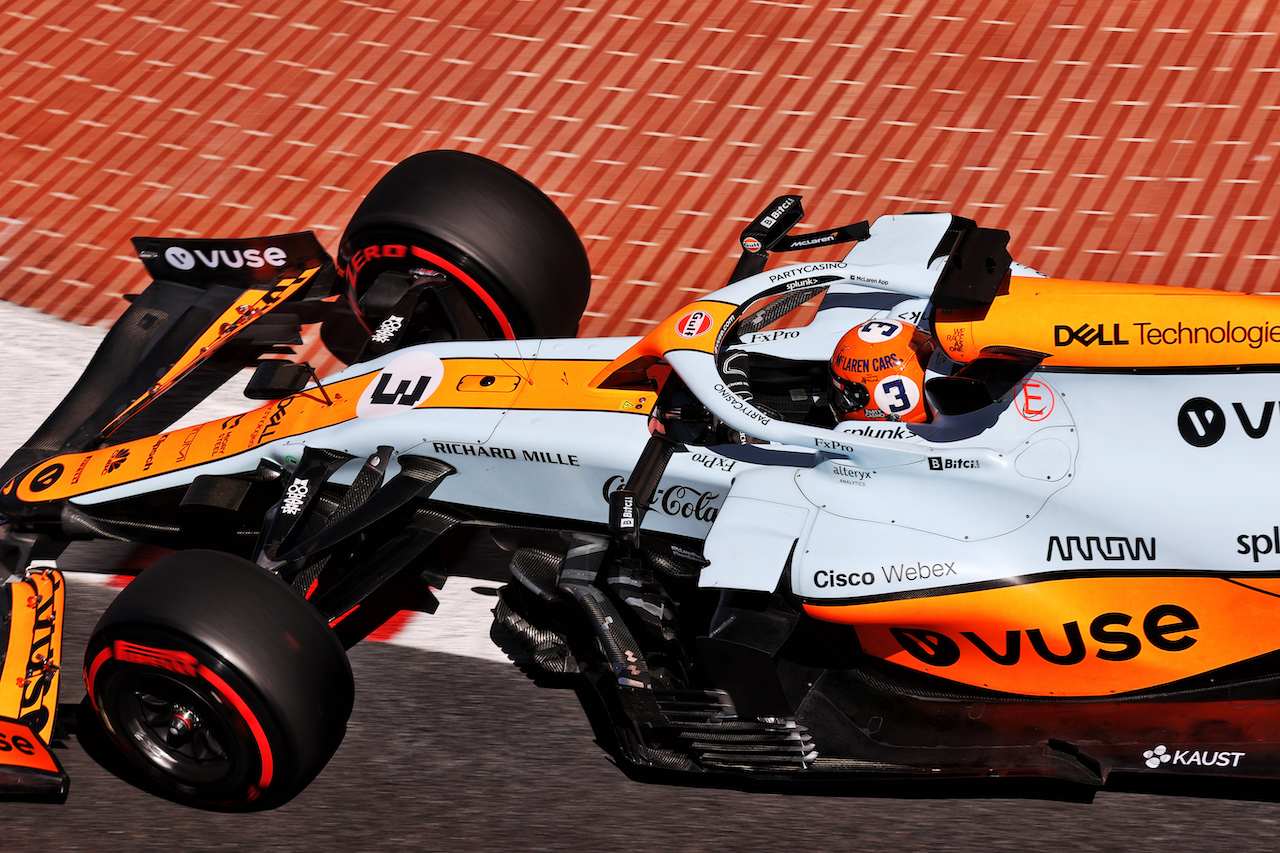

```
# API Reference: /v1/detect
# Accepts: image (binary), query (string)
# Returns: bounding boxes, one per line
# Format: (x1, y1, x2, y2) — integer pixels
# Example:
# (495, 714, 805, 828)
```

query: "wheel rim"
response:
(110, 671, 247, 788)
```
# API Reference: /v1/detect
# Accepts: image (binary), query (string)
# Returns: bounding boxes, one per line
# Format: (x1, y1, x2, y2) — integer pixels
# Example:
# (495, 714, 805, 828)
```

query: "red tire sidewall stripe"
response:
(408, 246, 517, 339)
(84, 647, 111, 714)
(84, 644, 275, 793)
(196, 663, 274, 792)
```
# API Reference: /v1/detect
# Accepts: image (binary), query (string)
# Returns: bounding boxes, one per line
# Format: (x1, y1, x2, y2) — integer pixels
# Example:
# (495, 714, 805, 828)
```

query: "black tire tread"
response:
(340, 150, 590, 338)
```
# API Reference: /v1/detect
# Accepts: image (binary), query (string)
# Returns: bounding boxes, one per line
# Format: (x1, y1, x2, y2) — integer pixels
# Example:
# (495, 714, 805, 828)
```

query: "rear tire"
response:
(335, 150, 591, 348)
(83, 549, 353, 810)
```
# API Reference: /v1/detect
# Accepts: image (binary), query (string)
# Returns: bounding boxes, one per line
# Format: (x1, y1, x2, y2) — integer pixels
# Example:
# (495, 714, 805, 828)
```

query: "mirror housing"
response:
(245, 361, 312, 400)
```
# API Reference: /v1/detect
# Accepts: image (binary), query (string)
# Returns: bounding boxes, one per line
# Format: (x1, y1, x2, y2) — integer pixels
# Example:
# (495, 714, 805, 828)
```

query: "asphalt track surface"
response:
(8, 312, 1280, 851)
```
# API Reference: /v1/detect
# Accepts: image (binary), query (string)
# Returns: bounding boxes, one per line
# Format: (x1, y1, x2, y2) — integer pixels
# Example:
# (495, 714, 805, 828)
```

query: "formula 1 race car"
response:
(3, 150, 1280, 808)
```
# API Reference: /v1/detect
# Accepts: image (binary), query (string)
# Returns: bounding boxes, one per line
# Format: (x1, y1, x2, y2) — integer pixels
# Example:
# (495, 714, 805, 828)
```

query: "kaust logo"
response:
(164, 245, 288, 271)
(1178, 397, 1280, 447)
(1142, 744, 1244, 769)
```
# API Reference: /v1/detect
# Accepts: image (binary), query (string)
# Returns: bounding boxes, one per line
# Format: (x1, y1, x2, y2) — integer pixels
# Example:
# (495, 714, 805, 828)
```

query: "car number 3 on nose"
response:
(357, 351, 445, 418)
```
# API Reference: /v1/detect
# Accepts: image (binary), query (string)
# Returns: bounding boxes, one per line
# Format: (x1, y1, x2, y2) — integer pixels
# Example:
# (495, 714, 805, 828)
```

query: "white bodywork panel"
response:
(57, 211, 1280, 604)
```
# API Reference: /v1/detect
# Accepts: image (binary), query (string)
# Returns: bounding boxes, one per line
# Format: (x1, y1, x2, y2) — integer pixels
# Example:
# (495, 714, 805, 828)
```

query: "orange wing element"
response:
(0, 570, 65, 745)
(590, 299, 739, 387)
(805, 575, 1280, 698)
(14, 353, 656, 504)
(0, 717, 60, 774)
(934, 276, 1280, 368)
(100, 265, 323, 440)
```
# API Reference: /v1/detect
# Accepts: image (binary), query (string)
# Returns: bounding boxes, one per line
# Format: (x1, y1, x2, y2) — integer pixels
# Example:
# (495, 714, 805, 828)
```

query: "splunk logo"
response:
(1177, 397, 1280, 447)
(1236, 526, 1280, 562)
(891, 604, 1199, 668)
(163, 245, 288, 271)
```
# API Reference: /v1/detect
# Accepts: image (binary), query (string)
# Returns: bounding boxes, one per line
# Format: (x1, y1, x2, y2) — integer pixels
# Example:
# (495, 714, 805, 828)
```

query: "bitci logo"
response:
(675, 310, 713, 339)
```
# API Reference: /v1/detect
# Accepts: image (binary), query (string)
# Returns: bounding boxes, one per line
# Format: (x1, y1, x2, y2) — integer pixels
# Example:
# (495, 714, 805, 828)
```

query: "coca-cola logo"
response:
(602, 475, 721, 523)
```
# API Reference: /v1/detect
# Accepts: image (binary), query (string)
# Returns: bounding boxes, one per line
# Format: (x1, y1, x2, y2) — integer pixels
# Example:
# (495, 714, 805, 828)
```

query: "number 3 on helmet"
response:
(828, 319, 933, 423)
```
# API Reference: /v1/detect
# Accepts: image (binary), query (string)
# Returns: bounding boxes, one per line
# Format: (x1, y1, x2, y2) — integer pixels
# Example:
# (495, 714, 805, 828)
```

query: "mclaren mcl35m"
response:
(1, 150, 1276, 808)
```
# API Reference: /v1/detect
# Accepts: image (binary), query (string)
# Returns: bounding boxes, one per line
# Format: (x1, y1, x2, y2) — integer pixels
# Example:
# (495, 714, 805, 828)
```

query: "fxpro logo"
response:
(164, 245, 288, 271)
(1177, 397, 1280, 447)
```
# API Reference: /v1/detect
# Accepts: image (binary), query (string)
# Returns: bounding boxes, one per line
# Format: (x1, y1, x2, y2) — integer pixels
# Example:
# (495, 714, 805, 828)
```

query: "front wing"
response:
(0, 570, 69, 800)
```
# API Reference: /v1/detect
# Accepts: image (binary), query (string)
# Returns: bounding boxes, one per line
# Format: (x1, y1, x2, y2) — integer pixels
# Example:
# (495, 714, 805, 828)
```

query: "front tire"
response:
(336, 150, 591, 346)
(84, 550, 354, 810)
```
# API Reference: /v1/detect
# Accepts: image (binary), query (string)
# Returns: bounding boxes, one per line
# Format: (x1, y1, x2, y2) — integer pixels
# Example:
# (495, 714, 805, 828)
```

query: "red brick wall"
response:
(3, 0, 1280, 369)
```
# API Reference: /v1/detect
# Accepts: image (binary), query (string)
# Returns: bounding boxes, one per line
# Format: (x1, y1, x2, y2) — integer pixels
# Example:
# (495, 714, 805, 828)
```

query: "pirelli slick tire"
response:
(83, 550, 353, 810)
(336, 149, 591, 342)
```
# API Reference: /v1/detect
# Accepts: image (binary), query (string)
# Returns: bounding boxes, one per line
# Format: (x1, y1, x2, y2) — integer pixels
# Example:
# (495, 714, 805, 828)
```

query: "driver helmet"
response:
(829, 319, 933, 423)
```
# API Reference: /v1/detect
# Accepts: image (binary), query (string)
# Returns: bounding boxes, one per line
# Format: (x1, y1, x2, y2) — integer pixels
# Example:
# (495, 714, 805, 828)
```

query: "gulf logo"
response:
(676, 310, 713, 339)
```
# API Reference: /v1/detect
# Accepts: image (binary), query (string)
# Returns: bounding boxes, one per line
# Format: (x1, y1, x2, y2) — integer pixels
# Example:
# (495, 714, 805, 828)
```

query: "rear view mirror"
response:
(245, 361, 312, 400)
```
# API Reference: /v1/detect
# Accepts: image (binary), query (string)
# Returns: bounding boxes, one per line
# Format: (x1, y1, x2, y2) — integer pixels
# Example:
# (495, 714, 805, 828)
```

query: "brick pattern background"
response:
(3, 0, 1280, 370)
